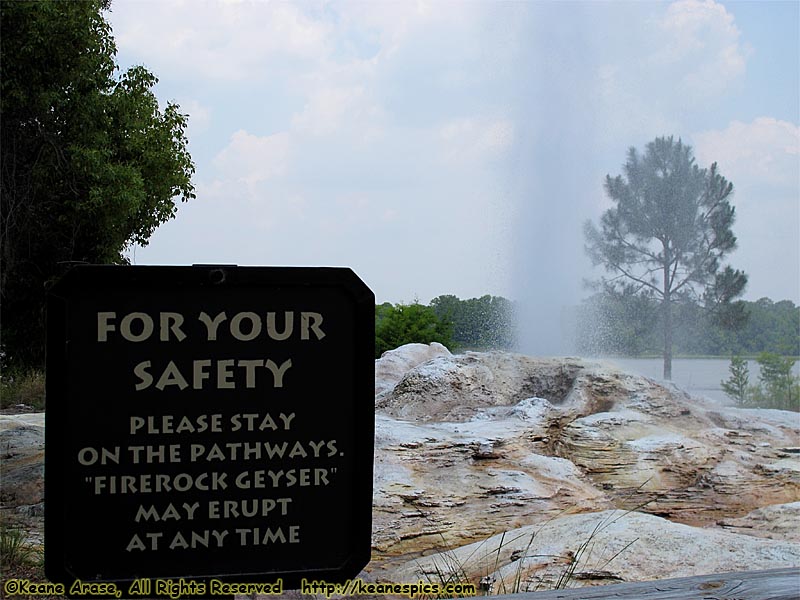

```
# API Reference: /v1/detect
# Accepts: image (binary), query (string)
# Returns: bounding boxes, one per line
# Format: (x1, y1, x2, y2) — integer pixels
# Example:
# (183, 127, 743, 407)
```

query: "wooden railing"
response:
(487, 568, 799, 600)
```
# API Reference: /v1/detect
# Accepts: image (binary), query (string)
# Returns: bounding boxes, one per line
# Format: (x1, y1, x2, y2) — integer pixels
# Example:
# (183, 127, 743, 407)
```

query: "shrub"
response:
(722, 354, 799, 411)
(375, 303, 453, 358)
(721, 356, 749, 406)
(0, 525, 41, 569)
(0, 370, 45, 410)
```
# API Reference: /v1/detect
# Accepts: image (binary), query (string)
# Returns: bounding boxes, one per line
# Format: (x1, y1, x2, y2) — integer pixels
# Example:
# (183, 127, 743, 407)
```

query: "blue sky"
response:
(109, 0, 799, 317)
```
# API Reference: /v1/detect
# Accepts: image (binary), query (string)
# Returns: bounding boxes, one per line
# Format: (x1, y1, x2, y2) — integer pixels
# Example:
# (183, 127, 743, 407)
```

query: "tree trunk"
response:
(662, 246, 673, 381)
(663, 295, 673, 380)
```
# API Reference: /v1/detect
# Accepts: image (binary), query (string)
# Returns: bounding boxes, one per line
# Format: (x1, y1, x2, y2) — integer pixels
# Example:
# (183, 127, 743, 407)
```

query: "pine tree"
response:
(721, 356, 750, 406)
(585, 136, 747, 379)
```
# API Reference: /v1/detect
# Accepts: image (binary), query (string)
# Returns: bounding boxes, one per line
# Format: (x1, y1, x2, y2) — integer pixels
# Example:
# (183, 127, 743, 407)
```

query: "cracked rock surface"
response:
(1, 344, 798, 591)
(368, 344, 799, 586)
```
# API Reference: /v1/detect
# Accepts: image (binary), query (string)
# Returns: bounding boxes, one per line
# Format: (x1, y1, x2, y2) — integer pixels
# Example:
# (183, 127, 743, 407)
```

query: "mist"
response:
(509, 4, 606, 357)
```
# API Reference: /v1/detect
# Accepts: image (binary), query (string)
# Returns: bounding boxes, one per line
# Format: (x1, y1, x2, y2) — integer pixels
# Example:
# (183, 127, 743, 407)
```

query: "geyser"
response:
(507, 4, 620, 356)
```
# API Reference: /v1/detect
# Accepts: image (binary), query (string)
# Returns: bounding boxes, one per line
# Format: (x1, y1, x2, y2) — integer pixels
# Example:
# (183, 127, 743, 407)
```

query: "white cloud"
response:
(111, 1, 331, 81)
(180, 99, 211, 135)
(291, 85, 384, 140)
(693, 117, 800, 189)
(692, 118, 799, 301)
(438, 118, 514, 165)
(109, 0, 486, 87)
(333, 1, 487, 60)
(594, 0, 750, 145)
(653, 0, 750, 99)
(129, 2, 784, 304)
(594, 62, 681, 144)
(212, 129, 291, 187)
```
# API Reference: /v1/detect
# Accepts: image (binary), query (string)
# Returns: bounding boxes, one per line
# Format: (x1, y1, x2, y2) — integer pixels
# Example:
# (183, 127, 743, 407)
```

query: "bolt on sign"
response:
(45, 265, 374, 592)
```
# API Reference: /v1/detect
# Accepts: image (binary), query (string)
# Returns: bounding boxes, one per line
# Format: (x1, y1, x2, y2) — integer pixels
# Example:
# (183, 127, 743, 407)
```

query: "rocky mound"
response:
(376, 350, 592, 421)
(392, 508, 800, 592)
(1, 345, 798, 592)
(369, 345, 800, 585)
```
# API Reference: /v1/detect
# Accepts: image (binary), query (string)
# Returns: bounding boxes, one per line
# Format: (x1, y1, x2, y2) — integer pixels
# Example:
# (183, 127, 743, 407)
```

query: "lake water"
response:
(599, 357, 800, 406)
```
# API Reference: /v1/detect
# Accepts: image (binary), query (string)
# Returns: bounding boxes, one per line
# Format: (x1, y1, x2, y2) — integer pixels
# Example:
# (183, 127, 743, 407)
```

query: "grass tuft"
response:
(413, 481, 654, 596)
(0, 524, 42, 571)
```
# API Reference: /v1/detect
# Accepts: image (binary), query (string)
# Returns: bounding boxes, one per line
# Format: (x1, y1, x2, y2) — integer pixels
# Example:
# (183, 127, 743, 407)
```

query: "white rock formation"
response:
(368, 346, 800, 586)
(374, 342, 452, 397)
(393, 510, 800, 592)
(1, 345, 798, 593)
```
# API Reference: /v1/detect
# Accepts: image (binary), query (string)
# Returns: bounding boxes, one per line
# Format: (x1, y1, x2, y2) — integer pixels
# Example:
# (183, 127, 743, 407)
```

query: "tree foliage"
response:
(720, 355, 749, 406)
(754, 352, 799, 410)
(430, 294, 516, 350)
(736, 298, 800, 356)
(575, 295, 799, 358)
(574, 285, 659, 356)
(374, 294, 517, 358)
(721, 353, 799, 412)
(1, 0, 195, 370)
(584, 136, 747, 379)
(375, 303, 454, 358)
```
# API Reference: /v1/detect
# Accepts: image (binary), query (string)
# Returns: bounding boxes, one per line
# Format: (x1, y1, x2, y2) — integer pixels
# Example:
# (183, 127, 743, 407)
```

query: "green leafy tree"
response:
(375, 302, 394, 329)
(721, 355, 750, 406)
(584, 136, 747, 379)
(575, 286, 659, 356)
(1, 0, 195, 370)
(576, 295, 797, 358)
(734, 299, 800, 356)
(754, 352, 799, 411)
(375, 303, 453, 358)
(430, 294, 516, 350)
